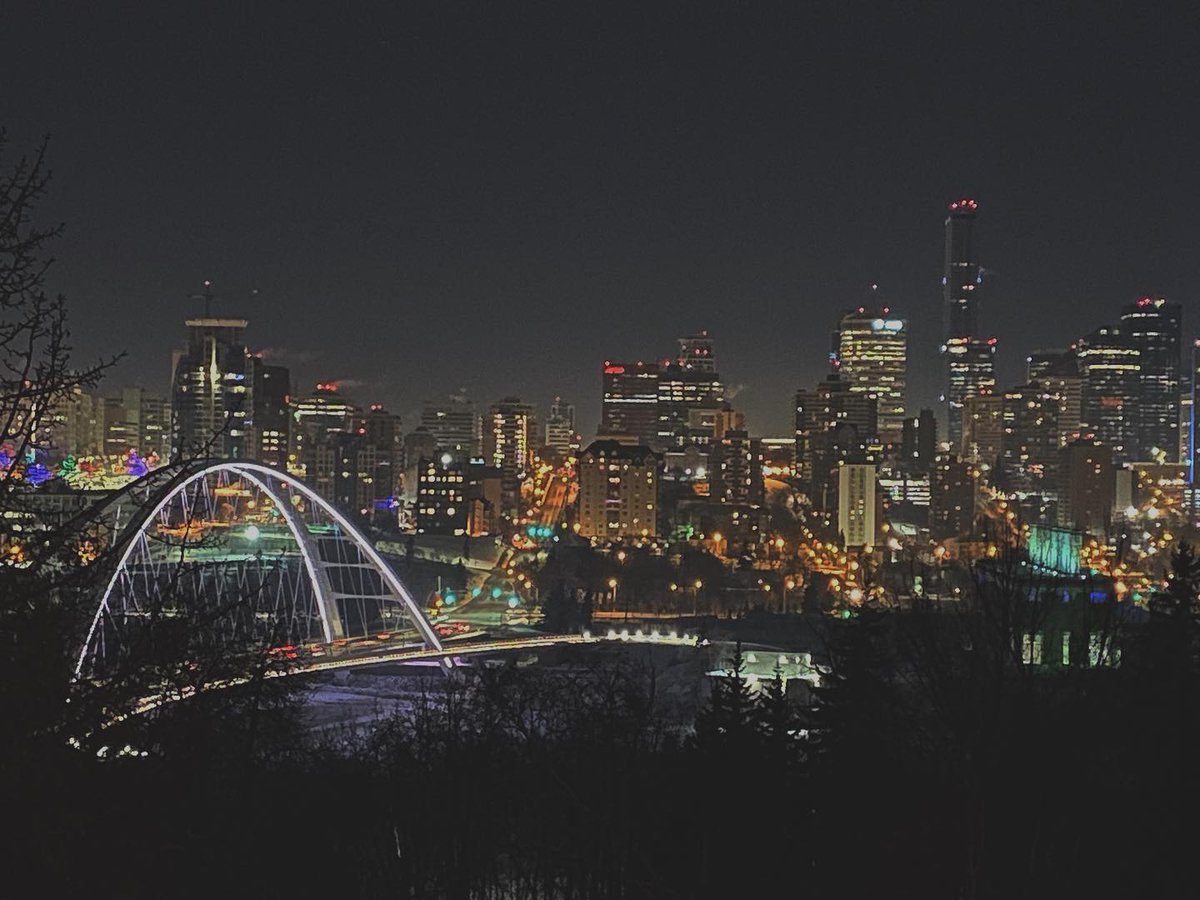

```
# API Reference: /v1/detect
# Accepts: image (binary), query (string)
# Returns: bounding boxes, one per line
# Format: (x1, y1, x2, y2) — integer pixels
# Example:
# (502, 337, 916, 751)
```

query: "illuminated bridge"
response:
(73, 460, 700, 707)
(75, 460, 446, 683)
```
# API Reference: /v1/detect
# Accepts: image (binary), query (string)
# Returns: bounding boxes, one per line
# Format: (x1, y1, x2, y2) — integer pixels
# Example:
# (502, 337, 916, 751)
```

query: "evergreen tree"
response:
(693, 642, 757, 754)
(755, 661, 801, 767)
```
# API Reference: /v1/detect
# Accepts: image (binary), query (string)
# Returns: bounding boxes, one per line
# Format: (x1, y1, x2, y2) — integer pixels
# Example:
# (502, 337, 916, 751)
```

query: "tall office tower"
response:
(363, 404, 404, 502)
(1120, 296, 1182, 461)
(288, 382, 361, 477)
(943, 198, 981, 338)
(838, 463, 878, 549)
(543, 395, 578, 455)
(420, 391, 477, 461)
(170, 314, 251, 460)
(941, 198, 993, 447)
(247, 356, 290, 469)
(483, 396, 536, 518)
(577, 440, 660, 539)
(657, 362, 725, 448)
(1027, 350, 1083, 446)
(1077, 326, 1142, 464)
(1057, 438, 1115, 534)
(960, 392, 1004, 469)
(832, 306, 907, 441)
(944, 337, 997, 447)
(601, 360, 660, 445)
(900, 407, 937, 474)
(1000, 383, 1062, 492)
(676, 330, 717, 373)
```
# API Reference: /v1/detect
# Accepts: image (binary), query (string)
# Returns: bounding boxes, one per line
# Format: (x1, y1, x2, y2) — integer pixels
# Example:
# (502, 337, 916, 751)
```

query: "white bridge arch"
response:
(75, 461, 444, 681)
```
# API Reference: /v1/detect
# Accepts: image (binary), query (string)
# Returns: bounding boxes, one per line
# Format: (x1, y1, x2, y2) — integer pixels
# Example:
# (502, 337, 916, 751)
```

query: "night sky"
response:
(3, 2, 1197, 436)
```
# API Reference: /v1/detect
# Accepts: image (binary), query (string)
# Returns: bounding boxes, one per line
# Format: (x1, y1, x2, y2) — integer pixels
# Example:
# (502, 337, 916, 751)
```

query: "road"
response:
(123, 629, 701, 719)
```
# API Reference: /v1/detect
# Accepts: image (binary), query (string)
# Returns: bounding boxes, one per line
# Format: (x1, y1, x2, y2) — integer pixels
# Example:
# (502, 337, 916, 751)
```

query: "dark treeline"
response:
(10, 544, 1200, 899)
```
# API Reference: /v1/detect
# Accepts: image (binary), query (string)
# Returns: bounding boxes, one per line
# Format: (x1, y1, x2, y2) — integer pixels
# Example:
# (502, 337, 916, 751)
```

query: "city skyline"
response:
(3, 4, 1196, 436)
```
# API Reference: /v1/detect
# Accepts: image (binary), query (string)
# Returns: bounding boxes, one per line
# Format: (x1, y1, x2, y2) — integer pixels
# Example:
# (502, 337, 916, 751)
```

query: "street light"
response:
(608, 576, 618, 612)
(693, 579, 703, 617)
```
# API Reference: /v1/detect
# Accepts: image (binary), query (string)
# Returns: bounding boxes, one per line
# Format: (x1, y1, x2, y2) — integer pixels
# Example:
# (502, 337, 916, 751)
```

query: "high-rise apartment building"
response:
(577, 440, 659, 539)
(833, 307, 907, 440)
(711, 429, 763, 506)
(837, 463, 877, 549)
(600, 360, 660, 445)
(483, 396, 536, 518)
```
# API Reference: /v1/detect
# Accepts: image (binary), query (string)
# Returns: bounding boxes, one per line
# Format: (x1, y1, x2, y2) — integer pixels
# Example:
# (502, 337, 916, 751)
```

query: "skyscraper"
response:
(1077, 326, 1141, 464)
(944, 336, 997, 446)
(1027, 350, 1083, 446)
(600, 360, 660, 445)
(657, 362, 725, 448)
(832, 305, 907, 441)
(941, 198, 994, 447)
(287, 382, 361, 477)
(943, 198, 981, 338)
(247, 356, 290, 469)
(170, 314, 251, 460)
(1120, 296, 1182, 462)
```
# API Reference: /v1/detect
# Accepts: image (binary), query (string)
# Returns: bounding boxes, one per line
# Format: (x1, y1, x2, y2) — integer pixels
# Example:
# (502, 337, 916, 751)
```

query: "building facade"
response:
(833, 308, 907, 441)
(577, 440, 659, 540)
(600, 361, 660, 445)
